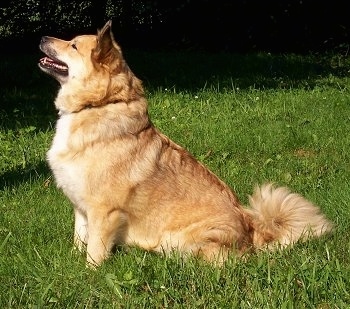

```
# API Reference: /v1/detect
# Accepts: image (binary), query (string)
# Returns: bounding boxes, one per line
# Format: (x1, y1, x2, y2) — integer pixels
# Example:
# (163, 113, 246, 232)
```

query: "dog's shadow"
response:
(0, 161, 51, 191)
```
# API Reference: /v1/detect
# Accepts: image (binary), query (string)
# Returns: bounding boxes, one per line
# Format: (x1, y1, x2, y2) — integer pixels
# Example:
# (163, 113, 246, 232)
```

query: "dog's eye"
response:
(72, 44, 78, 50)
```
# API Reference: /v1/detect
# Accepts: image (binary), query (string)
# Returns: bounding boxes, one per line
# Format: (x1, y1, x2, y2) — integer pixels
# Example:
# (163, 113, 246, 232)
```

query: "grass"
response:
(1, 50, 350, 308)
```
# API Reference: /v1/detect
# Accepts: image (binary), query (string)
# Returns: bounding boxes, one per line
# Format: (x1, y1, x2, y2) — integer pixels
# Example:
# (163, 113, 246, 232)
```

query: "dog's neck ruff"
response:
(58, 104, 93, 116)
(58, 100, 125, 116)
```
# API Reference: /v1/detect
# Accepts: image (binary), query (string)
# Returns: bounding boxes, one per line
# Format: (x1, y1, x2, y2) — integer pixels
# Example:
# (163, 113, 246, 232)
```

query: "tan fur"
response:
(39, 21, 332, 266)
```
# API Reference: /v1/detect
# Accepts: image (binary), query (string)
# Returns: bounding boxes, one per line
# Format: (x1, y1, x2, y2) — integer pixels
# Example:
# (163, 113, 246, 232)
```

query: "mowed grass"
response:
(0, 50, 350, 308)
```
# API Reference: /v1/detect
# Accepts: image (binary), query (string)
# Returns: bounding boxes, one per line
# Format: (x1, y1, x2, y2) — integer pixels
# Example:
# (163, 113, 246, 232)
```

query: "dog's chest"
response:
(47, 114, 86, 208)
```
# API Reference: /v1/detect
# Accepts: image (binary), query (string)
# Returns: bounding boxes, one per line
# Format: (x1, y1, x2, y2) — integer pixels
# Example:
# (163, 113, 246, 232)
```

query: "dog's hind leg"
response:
(187, 221, 253, 265)
(196, 242, 231, 265)
(86, 208, 128, 266)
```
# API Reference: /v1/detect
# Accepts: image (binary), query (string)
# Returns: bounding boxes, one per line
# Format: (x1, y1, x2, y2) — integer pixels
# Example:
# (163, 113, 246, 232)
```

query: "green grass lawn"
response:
(0, 50, 349, 308)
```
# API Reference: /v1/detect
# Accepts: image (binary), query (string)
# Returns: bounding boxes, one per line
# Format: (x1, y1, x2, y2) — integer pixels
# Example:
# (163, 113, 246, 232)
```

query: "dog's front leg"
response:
(86, 208, 127, 266)
(73, 208, 88, 252)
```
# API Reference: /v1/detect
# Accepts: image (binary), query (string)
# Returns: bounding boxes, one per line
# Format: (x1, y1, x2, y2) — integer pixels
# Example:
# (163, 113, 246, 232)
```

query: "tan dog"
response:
(39, 21, 332, 266)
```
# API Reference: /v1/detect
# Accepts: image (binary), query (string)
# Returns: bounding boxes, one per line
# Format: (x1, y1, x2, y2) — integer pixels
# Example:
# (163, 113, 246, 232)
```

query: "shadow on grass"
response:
(0, 50, 348, 132)
(0, 52, 58, 131)
(0, 160, 51, 191)
(126, 50, 349, 91)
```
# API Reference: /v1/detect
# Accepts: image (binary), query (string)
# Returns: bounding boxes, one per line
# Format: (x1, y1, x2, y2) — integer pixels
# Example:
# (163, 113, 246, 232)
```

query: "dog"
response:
(38, 21, 332, 267)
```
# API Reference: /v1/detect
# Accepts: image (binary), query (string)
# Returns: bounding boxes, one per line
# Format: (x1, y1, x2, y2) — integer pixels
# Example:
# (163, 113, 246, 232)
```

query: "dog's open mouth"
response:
(39, 57, 68, 76)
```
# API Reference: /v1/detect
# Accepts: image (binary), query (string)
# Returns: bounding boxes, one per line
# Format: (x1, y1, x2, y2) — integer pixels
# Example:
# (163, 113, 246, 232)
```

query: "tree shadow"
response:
(1, 50, 348, 132)
(0, 52, 58, 131)
(126, 50, 349, 92)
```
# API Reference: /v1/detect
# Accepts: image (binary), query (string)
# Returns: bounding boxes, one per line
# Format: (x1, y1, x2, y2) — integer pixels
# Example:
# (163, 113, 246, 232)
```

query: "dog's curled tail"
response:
(245, 183, 332, 249)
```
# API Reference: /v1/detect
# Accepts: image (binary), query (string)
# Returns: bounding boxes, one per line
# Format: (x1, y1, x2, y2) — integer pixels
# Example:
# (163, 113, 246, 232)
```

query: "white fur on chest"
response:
(47, 114, 87, 209)
(48, 113, 73, 154)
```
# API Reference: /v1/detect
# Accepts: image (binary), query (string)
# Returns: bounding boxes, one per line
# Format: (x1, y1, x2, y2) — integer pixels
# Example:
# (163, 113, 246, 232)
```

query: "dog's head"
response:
(39, 21, 143, 113)
(39, 20, 121, 84)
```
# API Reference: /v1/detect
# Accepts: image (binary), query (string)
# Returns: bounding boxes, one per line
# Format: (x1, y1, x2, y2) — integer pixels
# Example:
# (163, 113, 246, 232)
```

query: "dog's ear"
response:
(92, 20, 122, 72)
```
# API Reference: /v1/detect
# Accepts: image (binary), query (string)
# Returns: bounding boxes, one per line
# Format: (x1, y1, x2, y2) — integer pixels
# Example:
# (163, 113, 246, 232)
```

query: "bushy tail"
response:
(245, 183, 333, 249)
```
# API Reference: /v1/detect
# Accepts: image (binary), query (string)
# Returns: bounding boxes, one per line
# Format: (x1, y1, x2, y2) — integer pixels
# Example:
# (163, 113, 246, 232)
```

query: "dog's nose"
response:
(41, 36, 49, 44)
